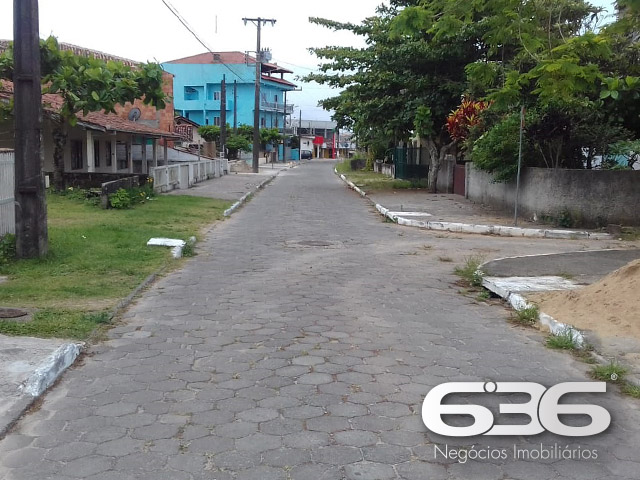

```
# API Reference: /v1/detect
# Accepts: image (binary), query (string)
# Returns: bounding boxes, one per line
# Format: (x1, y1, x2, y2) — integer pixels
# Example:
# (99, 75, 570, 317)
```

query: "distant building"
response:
(162, 52, 296, 130)
(291, 119, 356, 158)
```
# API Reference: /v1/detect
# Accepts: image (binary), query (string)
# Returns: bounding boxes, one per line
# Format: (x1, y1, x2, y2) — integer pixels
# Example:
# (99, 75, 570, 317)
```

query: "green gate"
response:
(394, 146, 429, 180)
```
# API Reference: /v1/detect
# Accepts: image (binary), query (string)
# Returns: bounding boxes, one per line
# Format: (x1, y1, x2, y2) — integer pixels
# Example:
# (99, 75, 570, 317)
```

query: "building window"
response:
(214, 116, 221, 126)
(275, 117, 279, 128)
(116, 141, 128, 170)
(274, 94, 278, 103)
(214, 91, 221, 101)
(184, 86, 200, 101)
(94, 140, 100, 167)
(260, 117, 266, 128)
(106, 141, 112, 167)
(71, 140, 83, 170)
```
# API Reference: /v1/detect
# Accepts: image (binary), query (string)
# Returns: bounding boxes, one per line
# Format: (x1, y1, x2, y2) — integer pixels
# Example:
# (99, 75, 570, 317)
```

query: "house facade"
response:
(162, 52, 295, 130)
(0, 42, 181, 184)
(0, 82, 181, 184)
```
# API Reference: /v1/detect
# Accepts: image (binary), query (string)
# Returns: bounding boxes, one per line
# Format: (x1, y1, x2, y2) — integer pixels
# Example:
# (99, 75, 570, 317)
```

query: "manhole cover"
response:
(0, 308, 28, 319)
(297, 240, 333, 247)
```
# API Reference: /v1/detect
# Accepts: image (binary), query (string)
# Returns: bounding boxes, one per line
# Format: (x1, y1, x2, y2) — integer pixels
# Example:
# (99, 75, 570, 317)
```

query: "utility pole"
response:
(220, 74, 227, 158)
(243, 17, 276, 173)
(233, 80, 238, 134)
(13, 0, 48, 258)
(282, 91, 287, 162)
(298, 110, 302, 161)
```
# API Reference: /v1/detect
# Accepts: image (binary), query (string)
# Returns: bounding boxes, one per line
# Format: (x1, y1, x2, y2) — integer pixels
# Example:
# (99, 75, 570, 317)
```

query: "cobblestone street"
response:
(1, 160, 639, 479)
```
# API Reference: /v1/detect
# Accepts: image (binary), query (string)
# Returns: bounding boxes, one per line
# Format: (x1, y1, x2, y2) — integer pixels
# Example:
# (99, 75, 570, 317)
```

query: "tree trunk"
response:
(426, 137, 456, 193)
(52, 119, 67, 191)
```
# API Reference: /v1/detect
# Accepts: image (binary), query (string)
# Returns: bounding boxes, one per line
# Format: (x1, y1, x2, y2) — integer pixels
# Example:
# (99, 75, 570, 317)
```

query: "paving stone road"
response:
(1, 161, 639, 479)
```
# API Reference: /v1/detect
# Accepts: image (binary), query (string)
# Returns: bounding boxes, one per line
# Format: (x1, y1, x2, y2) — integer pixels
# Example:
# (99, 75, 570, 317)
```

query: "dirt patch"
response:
(529, 259, 640, 340)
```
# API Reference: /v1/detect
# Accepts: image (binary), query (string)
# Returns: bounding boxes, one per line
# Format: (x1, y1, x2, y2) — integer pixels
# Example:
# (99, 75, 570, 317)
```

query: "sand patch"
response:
(528, 259, 640, 340)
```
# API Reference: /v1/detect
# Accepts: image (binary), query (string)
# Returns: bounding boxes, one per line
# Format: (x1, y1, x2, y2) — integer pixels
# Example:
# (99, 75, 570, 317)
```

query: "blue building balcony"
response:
(261, 101, 293, 113)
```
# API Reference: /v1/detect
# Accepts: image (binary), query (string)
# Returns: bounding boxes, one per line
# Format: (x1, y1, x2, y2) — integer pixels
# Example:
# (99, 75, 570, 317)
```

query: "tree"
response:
(225, 134, 251, 160)
(399, 0, 640, 180)
(0, 37, 166, 190)
(260, 127, 282, 149)
(198, 125, 221, 143)
(237, 124, 254, 140)
(306, 1, 483, 191)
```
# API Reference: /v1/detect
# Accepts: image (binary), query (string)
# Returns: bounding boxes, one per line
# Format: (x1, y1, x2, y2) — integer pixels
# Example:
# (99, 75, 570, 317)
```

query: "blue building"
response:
(162, 52, 295, 130)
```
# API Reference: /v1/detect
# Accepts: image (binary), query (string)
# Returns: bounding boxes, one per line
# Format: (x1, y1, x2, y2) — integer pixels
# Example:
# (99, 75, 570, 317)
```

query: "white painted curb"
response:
(224, 171, 281, 217)
(481, 276, 585, 348)
(21, 343, 84, 397)
(334, 168, 610, 240)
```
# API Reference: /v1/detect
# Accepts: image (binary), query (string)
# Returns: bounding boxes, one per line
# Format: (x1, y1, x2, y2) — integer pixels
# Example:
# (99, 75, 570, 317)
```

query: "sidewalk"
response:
(338, 172, 611, 239)
(0, 164, 292, 438)
(167, 163, 288, 201)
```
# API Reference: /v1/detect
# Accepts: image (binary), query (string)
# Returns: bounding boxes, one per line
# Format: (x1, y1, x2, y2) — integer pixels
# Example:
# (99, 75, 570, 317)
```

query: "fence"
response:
(150, 158, 228, 193)
(0, 150, 15, 236)
(394, 147, 429, 180)
(467, 164, 640, 227)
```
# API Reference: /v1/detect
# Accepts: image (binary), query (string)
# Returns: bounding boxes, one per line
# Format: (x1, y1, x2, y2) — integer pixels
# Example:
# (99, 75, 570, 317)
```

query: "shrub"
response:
(198, 125, 221, 143)
(454, 255, 485, 287)
(226, 134, 251, 160)
(469, 113, 521, 182)
(447, 98, 490, 142)
(0, 233, 16, 265)
(109, 188, 132, 209)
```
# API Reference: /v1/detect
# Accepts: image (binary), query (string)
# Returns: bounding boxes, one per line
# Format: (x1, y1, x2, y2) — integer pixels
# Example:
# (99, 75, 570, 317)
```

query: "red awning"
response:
(313, 136, 324, 145)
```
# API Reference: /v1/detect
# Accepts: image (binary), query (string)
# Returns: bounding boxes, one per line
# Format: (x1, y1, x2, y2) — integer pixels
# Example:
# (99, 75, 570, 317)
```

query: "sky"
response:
(0, 0, 616, 122)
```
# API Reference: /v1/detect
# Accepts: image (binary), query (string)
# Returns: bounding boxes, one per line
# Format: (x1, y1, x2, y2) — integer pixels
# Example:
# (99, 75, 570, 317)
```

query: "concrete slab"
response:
(0, 335, 81, 436)
(482, 249, 640, 284)
(483, 276, 580, 294)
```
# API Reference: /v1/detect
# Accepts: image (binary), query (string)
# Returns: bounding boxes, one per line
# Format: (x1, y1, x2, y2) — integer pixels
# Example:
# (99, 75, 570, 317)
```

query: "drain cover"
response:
(0, 308, 28, 319)
(297, 240, 333, 247)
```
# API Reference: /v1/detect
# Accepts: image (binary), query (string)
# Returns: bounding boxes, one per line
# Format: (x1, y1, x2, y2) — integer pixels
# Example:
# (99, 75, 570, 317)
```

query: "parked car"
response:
(301, 150, 312, 160)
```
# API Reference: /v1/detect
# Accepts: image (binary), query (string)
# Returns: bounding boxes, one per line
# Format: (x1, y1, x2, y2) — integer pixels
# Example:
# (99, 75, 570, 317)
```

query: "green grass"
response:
(0, 310, 111, 339)
(621, 382, 640, 398)
(336, 160, 427, 190)
(512, 306, 539, 326)
(556, 272, 575, 280)
(546, 329, 580, 350)
(620, 227, 640, 241)
(0, 193, 230, 338)
(476, 290, 491, 302)
(453, 255, 485, 287)
(590, 362, 628, 383)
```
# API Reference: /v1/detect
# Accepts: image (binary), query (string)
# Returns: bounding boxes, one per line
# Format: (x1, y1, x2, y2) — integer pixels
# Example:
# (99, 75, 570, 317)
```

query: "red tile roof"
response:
(165, 51, 293, 74)
(261, 75, 296, 88)
(0, 81, 181, 139)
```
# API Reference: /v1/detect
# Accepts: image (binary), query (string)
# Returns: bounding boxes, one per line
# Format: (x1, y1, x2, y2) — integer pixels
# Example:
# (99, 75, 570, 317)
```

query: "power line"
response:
(271, 59, 316, 71)
(160, 0, 249, 82)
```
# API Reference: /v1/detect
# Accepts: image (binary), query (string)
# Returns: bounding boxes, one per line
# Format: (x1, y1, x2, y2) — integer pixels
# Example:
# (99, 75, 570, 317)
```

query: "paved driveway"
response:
(1, 161, 638, 479)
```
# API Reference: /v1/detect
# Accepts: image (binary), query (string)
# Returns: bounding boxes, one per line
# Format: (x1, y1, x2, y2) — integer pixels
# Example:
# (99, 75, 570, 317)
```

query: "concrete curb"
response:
(481, 275, 586, 347)
(334, 168, 610, 240)
(224, 171, 281, 217)
(0, 342, 84, 438)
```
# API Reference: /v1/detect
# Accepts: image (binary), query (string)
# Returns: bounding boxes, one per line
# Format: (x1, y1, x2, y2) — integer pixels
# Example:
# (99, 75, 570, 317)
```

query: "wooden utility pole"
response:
(13, 0, 48, 258)
(243, 17, 276, 173)
(233, 80, 238, 134)
(220, 74, 227, 158)
(298, 110, 302, 160)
